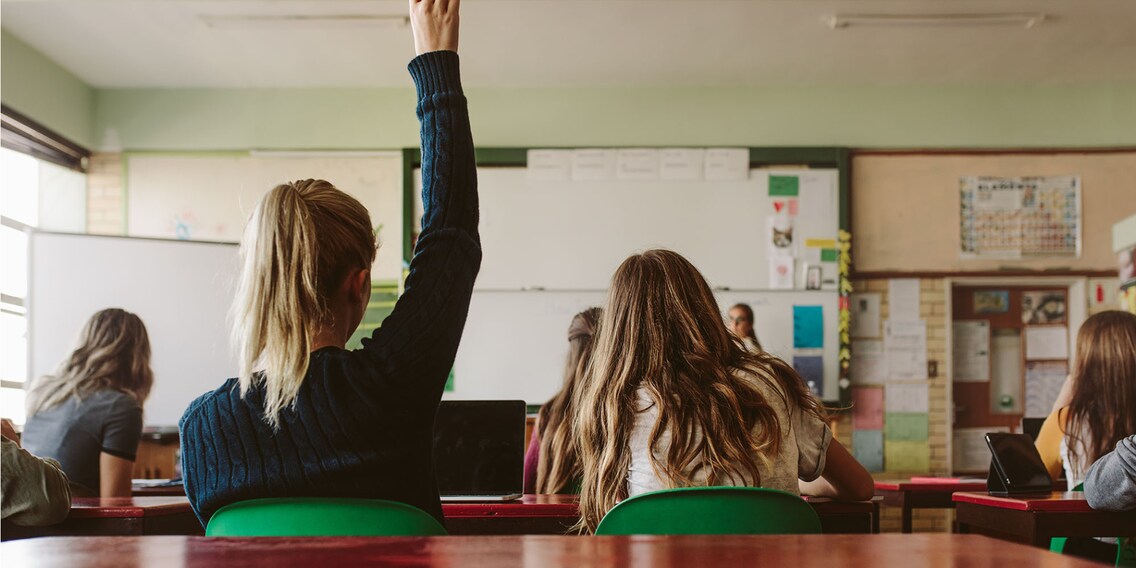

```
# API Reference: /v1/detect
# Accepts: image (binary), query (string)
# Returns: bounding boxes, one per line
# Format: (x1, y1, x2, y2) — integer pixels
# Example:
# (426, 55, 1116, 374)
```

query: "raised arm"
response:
(360, 0, 480, 395)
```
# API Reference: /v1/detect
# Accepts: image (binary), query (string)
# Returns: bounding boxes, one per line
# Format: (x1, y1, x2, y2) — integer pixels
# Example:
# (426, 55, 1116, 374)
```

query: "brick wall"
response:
(86, 152, 124, 235)
(850, 277, 952, 532)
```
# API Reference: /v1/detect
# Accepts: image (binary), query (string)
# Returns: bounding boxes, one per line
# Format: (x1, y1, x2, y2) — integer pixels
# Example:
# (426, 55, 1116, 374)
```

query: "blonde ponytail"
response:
(232, 179, 376, 429)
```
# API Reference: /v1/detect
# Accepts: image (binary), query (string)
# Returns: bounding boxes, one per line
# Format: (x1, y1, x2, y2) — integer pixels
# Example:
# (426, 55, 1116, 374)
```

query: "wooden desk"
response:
(0, 497, 202, 541)
(444, 494, 878, 535)
(0, 534, 1101, 567)
(875, 479, 987, 533)
(954, 491, 1136, 547)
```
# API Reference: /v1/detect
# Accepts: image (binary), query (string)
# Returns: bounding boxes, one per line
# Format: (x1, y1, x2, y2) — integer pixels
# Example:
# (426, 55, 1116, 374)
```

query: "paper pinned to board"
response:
(888, 279, 921, 322)
(851, 293, 881, 338)
(793, 305, 824, 349)
(769, 175, 800, 197)
(703, 148, 749, 181)
(570, 149, 617, 181)
(851, 339, 887, 383)
(769, 256, 795, 289)
(953, 427, 1008, 472)
(952, 320, 990, 382)
(1025, 326, 1069, 360)
(853, 430, 884, 472)
(851, 386, 884, 430)
(1025, 361, 1068, 418)
(792, 355, 825, 398)
(885, 440, 930, 472)
(658, 148, 704, 181)
(615, 148, 660, 181)
(885, 412, 929, 441)
(526, 150, 571, 182)
(885, 319, 928, 381)
(885, 383, 929, 413)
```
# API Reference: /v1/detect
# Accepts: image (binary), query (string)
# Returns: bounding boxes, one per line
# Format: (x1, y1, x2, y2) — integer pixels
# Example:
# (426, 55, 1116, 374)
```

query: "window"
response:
(1, 145, 87, 423)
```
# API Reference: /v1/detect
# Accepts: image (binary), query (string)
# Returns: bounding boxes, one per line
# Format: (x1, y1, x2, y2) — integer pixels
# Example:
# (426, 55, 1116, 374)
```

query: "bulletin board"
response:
(404, 148, 852, 405)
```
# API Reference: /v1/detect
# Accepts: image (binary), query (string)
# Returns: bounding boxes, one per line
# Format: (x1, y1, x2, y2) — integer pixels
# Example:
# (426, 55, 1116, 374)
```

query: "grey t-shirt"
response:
(22, 389, 143, 495)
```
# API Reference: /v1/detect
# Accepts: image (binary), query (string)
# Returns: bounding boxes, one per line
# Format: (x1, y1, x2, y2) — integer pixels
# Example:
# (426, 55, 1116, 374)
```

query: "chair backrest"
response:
(206, 498, 448, 537)
(594, 487, 822, 535)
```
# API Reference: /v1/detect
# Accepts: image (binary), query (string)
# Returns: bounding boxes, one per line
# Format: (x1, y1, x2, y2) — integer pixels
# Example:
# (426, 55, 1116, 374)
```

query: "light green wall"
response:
(1, 29, 95, 148)
(94, 84, 1136, 151)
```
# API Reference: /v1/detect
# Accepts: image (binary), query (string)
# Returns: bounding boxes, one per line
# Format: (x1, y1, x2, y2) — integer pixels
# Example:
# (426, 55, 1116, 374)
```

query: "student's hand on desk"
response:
(410, 0, 460, 56)
(1, 418, 20, 446)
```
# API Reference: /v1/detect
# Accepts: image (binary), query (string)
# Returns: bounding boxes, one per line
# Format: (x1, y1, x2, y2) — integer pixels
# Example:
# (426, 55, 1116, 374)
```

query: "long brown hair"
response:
(536, 307, 601, 494)
(27, 308, 154, 416)
(231, 179, 376, 429)
(1065, 310, 1136, 478)
(573, 249, 824, 532)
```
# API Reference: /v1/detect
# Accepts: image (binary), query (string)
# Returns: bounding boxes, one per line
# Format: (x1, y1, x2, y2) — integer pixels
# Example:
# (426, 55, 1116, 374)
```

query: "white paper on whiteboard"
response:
(659, 148, 704, 181)
(886, 383, 929, 413)
(1025, 326, 1069, 360)
(703, 148, 749, 181)
(526, 150, 571, 182)
(888, 278, 921, 322)
(952, 320, 990, 382)
(571, 149, 616, 181)
(615, 148, 660, 181)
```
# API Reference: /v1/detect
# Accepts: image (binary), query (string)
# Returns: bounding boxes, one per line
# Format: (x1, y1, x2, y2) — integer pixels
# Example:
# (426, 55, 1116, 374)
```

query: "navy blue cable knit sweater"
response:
(179, 51, 479, 527)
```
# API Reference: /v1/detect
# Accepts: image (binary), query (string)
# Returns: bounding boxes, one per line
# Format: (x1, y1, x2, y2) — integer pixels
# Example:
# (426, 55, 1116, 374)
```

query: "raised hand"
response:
(409, 0, 460, 56)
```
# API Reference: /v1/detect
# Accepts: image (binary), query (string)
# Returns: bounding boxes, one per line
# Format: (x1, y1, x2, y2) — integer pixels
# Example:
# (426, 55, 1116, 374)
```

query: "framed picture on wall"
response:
(973, 290, 1010, 314)
(1022, 291, 1066, 325)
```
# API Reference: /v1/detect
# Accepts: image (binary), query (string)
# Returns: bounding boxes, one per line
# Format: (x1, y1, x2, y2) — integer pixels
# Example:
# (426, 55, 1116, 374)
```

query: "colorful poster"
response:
(853, 430, 884, 472)
(960, 175, 1081, 259)
(792, 355, 825, 398)
(851, 386, 884, 430)
(793, 306, 824, 349)
(1022, 291, 1067, 325)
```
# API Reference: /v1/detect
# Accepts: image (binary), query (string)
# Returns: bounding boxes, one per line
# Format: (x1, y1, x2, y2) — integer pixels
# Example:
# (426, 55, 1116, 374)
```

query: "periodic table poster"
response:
(959, 175, 1081, 259)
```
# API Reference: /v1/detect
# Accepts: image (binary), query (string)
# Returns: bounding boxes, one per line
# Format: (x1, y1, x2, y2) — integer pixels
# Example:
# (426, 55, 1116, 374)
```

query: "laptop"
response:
(985, 432, 1054, 495)
(433, 400, 525, 502)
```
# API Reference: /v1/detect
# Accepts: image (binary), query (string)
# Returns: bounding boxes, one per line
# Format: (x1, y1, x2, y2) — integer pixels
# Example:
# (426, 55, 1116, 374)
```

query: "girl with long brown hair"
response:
(1036, 310, 1136, 486)
(523, 307, 601, 494)
(178, 0, 477, 527)
(23, 308, 153, 497)
(573, 249, 872, 532)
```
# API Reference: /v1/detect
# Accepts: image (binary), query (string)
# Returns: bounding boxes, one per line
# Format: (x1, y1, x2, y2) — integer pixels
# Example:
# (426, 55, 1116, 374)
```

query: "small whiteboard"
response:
(29, 232, 240, 427)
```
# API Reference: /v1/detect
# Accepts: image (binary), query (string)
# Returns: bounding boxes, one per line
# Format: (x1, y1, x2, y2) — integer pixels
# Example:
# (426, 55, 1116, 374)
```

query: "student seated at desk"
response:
(21, 308, 152, 498)
(179, 0, 477, 528)
(524, 307, 600, 494)
(1036, 311, 1136, 487)
(572, 250, 874, 533)
(727, 303, 763, 353)
(2, 419, 72, 526)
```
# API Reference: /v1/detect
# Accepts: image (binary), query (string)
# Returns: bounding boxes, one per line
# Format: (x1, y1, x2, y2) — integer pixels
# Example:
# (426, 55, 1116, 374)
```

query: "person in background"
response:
(727, 303, 763, 353)
(22, 308, 153, 498)
(523, 307, 600, 494)
(179, 0, 478, 528)
(572, 250, 873, 533)
(1084, 434, 1136, 511)
(1036, 311, 1136, 488)
(2, 418, 72, 526)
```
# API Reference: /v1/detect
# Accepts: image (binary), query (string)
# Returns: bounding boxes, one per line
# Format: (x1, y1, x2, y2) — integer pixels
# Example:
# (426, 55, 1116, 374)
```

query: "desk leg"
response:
(902, 504, 913, 533)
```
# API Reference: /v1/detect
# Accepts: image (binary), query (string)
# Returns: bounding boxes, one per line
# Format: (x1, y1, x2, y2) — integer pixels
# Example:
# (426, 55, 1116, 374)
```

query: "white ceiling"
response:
(2, 0, 1135, 88)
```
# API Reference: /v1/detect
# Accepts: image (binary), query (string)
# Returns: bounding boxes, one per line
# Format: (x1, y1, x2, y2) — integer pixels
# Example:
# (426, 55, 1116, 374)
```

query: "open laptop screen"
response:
(432, 400, 525, 496)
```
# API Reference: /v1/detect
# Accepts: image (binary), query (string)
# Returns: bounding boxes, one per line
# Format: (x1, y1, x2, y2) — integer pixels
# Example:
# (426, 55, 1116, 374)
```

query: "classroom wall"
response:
(87, 152, 124, 234)
(92, 84, 1136, 152)
(0, 29, 95, 148)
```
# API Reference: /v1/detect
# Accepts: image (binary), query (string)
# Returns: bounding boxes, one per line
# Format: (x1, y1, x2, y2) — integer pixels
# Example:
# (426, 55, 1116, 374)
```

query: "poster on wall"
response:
(1021, 291, 1067, 325)
(959, 175, 1081, 259)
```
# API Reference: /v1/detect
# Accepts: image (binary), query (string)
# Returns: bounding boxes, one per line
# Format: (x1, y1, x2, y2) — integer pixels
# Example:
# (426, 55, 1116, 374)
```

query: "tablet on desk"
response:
(985, 433, 1054, 495)
(433, 400, 525, 503)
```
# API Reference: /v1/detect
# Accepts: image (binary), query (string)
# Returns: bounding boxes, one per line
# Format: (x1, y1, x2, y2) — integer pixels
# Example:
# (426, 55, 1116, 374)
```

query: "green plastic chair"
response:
(1049, 484, 1133, 567)
(1049, 483, 1083, 555)
(205, 498, 448, 537)
(594, 487, 822, 535)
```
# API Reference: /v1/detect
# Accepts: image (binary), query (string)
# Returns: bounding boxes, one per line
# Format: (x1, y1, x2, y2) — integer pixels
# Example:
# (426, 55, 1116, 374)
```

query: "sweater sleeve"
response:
(1084, 435, 1136, 511)
(1035, 408, 1067, 481)
(358, 51, 480, 397)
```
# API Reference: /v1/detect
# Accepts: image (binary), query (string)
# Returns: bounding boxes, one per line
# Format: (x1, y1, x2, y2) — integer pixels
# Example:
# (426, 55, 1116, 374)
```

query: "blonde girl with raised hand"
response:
(178, 0, 478, 527)
(573, 250, 873, 533)
(23, 308, 153, 497)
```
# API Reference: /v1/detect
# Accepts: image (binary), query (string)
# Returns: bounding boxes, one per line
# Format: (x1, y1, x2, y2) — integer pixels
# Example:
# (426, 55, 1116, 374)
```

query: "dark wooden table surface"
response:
(0, 534, 1103, 567)
(1, 497, 201, 541)
(875, 478, 1071, 533)
(954, 491, 1136, 547)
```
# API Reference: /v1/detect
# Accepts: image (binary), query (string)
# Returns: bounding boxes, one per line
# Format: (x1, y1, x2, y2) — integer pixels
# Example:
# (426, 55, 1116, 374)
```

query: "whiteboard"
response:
(446, 289, 839, 404)
(29, 232, 239, 427)
(416, 167, 840, 290)
(126, 153, 404, 282)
